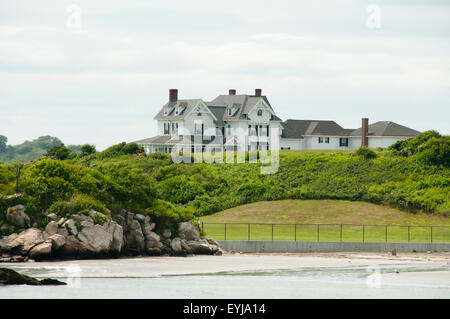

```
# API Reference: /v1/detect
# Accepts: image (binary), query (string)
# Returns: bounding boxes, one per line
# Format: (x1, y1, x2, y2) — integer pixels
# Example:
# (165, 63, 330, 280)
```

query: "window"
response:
(318, 137, 323, 143)
(325, 137, 330, 143)
(226, 124, 232, 136)
(194, 123, 203, 136)
(164, 123, 170, 135)
(228, 108, 232, 116)
(257, 109, 262, 116)
(339, 138, 349, 147)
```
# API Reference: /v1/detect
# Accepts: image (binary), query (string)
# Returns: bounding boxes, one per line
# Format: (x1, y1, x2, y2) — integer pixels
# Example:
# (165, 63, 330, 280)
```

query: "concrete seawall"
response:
(217, 240, 450, 253)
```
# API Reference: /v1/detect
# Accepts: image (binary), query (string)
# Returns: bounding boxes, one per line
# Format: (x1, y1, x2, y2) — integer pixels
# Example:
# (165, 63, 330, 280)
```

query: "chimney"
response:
(229, 89, 236, 95)
(361, 118, 369, 147)
(169, 89, 178, 102)
(255, 88, 262, 97)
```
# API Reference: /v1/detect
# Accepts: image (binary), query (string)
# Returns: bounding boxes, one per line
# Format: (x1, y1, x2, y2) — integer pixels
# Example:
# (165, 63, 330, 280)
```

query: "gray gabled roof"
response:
(350, 121, 420, 136)
(155, 93, 281, 124)
(281, 119, 346, 138)
(206, 105, 226, 126)
(153, 99, 202, 121)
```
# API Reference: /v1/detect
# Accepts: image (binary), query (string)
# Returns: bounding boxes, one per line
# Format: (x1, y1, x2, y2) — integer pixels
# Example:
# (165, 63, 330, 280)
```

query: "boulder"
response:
(110, 222, 123, 254)
(140, 216, 154, 235)
(170, 237, 182, 253)
(49, 234, 66, 251)
(29, 241, 52, 260)
(178, 222, 200, 241)
(57, 235, 93, 259)
(76, 224, 113, 255)
(57, 218, 67, 227)
(63, 219, 78, 236)
(124, 220, 145, 253)
(47, 213, 57, 221)
(162, 229, 172, 239)
(45, 221, 59, 237)
(56, 228, 69, 237)
(187, 240, 216, 255)
(0, 268, 66, 286)
(145, 231, 163, 250)
(6, 205, 30, 228)
(134, 214, 146, 223)
(73, 215, 93, 223)
(206, 238, 219, 247)
(8, 228, 44, 255)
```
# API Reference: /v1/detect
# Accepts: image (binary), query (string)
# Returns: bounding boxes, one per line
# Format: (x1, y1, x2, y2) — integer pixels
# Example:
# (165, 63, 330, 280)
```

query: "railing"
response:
(201, 222, 450, 243)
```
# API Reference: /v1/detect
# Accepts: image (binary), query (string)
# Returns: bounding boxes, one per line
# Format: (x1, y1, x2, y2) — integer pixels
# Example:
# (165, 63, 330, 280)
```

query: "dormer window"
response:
(228, 108, 232, 116)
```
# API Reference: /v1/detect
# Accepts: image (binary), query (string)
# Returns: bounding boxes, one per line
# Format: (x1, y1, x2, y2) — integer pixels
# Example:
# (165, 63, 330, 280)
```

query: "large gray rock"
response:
(6, 205, 30, 228)
(56, 228, 69, 237)
(10, 228, 44, 255)
(134, 214, 146, 223)
(145, 231, 163, 250)
(76, 224, 113, 255)
(187, 240, 215, 255)
(45, 221, 59, 237)
(63, 219, 78, 236)
(49, 234, 66, 251)
(162, 229, 172, 239)
(170, 238, 182, 253)
(178, 222, 200, 241)
(125, 220, 145, 253)
(57, 235, 92, 258)
(110, 223, 123, 254)
(47, 213, 57, 221)
(29, 241, 52, 260)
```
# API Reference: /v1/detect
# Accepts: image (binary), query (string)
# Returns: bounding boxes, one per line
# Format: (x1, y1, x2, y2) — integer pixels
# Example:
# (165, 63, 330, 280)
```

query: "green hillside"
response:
(0, 131, 449, 237)
(0, 135, 82, 163)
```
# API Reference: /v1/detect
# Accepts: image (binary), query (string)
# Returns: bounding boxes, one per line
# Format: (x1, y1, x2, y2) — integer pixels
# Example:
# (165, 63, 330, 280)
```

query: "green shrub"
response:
(48, 193, 108, 218)
(145, 199, 193, 234)
(356, 146, 377, 159)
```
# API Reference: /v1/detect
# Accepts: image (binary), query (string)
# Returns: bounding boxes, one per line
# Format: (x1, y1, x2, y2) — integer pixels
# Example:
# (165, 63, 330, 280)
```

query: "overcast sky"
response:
(1, 0, 449, 150)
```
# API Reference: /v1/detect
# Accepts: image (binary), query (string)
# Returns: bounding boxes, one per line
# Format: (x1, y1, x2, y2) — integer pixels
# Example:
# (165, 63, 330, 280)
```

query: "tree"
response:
(45, 144, 72, 160)
(80, 144, 97, 157)
(416, 136, 450, 167)
(0, 135, 7, 153)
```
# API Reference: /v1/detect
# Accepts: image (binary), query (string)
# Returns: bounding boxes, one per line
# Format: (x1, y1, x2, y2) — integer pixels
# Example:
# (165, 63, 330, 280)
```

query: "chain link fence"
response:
(201, 222, 450, 243)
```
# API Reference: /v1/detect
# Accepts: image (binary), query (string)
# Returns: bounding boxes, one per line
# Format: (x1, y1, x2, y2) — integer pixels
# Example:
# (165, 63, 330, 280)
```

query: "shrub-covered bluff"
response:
(0, 130, 448, 260)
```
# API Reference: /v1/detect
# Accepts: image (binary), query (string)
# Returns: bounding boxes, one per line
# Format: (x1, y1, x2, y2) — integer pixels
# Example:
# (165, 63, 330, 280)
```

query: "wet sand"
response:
(3, 251, 450, 278)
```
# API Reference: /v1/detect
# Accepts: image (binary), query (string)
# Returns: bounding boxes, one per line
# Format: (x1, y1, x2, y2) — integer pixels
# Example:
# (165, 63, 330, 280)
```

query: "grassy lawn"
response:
(200, 200, 450, 243)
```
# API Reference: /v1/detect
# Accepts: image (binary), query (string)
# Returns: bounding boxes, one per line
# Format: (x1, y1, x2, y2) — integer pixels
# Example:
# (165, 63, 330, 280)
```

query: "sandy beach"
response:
(1, 252, 450, 298)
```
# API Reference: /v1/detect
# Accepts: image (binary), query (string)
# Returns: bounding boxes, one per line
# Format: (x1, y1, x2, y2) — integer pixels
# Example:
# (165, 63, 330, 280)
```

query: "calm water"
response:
(1, 257, 450, 299)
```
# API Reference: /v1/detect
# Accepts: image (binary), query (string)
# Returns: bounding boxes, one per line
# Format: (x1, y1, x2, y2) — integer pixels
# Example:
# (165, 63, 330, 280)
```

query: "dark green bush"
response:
(356, 146, 377, 159)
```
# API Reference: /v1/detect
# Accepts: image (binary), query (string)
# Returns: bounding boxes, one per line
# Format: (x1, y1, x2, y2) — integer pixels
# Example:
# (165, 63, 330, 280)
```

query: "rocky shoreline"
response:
(0, 204, 222, 263)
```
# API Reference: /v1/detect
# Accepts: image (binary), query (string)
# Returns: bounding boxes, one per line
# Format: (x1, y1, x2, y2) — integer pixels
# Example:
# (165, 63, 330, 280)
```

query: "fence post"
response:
(317, 224, 319, 242)
(248, 224, 250, 241)
(431, 226, 433, 243)
(363, 225, 365, 243)
(224, 223, 227, 241)
(408, 226, 410, 243)
(385, 225, 387, 242)
(340, 224, 343, 242)
(271, 224, 274, 241)
(294, 224, 297, 242)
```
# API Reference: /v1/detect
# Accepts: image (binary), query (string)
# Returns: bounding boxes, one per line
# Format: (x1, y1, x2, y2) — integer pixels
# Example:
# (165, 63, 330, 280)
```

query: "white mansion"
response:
(135, 89, 420, 154)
